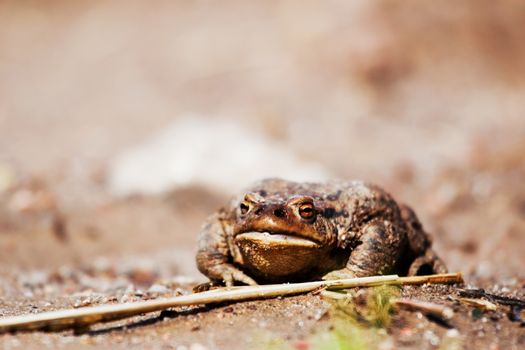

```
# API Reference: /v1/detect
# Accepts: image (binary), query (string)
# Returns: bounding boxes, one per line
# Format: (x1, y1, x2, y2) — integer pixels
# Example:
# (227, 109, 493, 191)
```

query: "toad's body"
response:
(196, 178, 446, 285)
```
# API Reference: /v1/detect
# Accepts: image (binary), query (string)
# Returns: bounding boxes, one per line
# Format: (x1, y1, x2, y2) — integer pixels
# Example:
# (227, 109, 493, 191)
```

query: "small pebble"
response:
(74, 298, 92, 308)
(119, 294, 131, 303)
(423, 330, 439, 346)
(189, 343, 207, 350)
(508, 305, 523, 322)
(378, 338, 395, 350)
(471, 308, 483, 320)
(148, 284, 169, 294)
(399, 327, 413, 337)
(446, 329, 460, 338)
(294, 340, 309, 350)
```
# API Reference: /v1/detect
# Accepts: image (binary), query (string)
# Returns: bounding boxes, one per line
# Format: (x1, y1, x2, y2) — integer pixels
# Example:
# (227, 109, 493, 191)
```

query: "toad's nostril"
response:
(273, 208, 286, 218)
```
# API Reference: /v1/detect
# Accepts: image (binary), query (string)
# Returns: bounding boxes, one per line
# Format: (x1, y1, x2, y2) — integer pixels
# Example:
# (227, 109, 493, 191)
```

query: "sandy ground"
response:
(1, 1, 525, 349)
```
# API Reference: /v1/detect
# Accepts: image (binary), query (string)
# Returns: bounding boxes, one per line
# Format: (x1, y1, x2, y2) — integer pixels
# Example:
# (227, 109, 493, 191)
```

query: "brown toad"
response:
(196, 178, 446, 286)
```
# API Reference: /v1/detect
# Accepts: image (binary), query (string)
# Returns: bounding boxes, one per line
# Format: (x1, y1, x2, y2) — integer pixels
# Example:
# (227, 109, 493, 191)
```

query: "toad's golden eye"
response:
(298, 203, 315, 219)
(240, 202, 250, 215)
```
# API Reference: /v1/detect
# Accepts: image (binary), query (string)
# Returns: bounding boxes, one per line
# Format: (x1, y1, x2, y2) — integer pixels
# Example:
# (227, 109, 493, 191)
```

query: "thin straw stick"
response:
(0, 272, 462, 333)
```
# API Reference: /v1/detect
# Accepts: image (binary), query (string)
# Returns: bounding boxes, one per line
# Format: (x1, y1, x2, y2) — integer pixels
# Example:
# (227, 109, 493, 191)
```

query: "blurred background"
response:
(1, 0, 524, 287)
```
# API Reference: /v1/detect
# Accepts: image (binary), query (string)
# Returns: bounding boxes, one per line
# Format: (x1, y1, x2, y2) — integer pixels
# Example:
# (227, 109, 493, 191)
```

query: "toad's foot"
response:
(208, 264, 257, 286)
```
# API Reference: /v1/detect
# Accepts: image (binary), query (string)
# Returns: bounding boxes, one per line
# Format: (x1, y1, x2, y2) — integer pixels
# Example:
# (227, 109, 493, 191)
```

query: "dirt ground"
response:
(1, 1, 525, 349)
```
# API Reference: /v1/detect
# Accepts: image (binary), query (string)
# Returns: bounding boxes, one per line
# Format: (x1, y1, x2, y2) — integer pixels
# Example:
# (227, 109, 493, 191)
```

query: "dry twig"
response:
(0, 272, 462, 333)
(393, 298, 454, 320)
(458, 288, 525, 308)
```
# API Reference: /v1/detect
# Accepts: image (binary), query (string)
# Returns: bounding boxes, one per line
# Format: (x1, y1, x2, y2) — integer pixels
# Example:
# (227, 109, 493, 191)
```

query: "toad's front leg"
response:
(196, 213, 257, 286)
(323, 219, 406, 280)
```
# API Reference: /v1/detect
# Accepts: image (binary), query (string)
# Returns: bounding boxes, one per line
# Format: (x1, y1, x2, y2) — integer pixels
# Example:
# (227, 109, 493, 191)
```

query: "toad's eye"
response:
(298, 203, 315, 219)
(240, 202, 250, 215)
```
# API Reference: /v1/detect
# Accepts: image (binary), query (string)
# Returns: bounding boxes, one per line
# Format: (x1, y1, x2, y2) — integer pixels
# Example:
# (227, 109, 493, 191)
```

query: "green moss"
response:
(254, 333, 294, 350)
(366, 286, 399, 328)
(309, 322, 369, 350)
(259, 286, 399, 350)
(325, 286, 400, 328)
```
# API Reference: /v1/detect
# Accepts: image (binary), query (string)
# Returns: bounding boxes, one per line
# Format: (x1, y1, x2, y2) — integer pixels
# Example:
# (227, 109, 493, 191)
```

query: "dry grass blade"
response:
(456, 297, 497, 311)
(0, 272, 462, 333)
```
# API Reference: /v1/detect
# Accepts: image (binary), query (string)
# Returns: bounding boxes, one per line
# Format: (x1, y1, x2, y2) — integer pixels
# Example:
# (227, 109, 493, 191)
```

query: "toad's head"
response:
(232, 192, 339, 281)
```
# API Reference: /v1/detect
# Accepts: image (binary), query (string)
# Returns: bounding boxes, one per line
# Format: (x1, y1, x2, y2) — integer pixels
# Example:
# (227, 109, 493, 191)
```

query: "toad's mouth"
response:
(234, 231, 320, 248)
